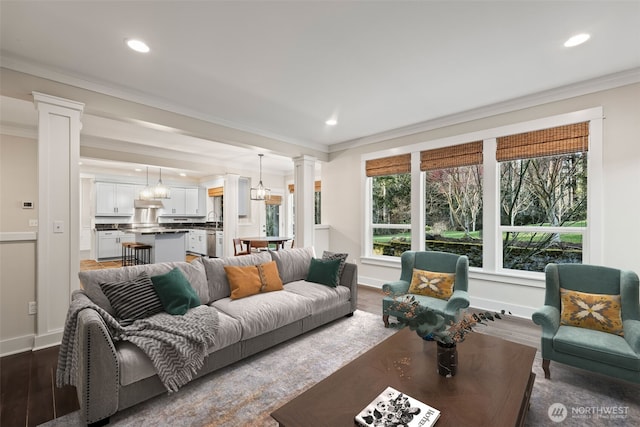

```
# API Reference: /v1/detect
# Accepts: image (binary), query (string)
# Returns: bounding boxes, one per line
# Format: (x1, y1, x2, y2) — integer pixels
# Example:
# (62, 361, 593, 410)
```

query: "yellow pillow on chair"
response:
(560, 288, 624, 336)
(408, 268, 455, 300)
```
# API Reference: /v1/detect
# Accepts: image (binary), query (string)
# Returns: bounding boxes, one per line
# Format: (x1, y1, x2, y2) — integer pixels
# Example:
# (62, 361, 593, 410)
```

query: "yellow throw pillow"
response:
(224, 261, 284, 300)
(560, 288, 624, 336)
(257, 261, 284, 293)
(408, 268, 455, 300)
(224, 265, 262, 300)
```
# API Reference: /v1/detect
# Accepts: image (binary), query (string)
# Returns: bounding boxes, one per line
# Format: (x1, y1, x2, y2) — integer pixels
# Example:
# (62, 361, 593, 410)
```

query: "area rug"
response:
(525, 353, 639, 427)
(40, 310, 639, 427)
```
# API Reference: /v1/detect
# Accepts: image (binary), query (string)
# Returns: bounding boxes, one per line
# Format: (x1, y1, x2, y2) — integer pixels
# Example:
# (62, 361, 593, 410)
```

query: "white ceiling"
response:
(1, 1, 639, 176)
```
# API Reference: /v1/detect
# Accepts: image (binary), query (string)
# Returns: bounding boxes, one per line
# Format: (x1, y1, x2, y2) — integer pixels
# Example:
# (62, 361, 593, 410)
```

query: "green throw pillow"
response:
(307, 257, 342, 287)
(151, 268, 201, 315)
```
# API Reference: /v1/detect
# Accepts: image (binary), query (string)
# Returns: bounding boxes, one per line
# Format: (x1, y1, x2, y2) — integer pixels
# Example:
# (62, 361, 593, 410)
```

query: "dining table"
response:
(239, 236, 292, 250)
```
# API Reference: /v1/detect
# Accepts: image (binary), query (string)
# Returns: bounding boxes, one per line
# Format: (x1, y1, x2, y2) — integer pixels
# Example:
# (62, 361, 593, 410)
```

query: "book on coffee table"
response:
(355, 386, 440, 427)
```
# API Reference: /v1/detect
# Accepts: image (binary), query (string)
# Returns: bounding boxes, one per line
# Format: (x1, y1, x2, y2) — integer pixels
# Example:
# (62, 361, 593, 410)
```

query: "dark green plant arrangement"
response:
(388, 295, 509, 345)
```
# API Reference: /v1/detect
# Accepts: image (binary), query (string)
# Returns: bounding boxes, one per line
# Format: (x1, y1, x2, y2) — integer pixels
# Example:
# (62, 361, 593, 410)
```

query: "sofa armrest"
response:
(624, 319, 640, 354)
(382, 281, 410, 296)
(340, 262, 358, 312)
(73, 293, 120, 424)
(532, 305, 560, 338)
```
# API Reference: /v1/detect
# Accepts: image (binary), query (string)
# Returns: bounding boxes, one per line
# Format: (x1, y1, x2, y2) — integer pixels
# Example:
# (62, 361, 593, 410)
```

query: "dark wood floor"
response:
(0, 285, 540, 426)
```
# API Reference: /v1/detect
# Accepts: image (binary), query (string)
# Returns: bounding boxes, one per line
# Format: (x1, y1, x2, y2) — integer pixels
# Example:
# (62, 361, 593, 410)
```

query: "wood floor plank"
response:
(26, 348, 55, 427)
(0, 351, 31, 427)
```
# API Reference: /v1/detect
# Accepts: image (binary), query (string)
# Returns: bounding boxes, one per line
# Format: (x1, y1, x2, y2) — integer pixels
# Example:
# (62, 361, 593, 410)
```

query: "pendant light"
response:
(153, 167, 171, 199)
(250, 154, 271, 201)
(138, 167, 154, 200)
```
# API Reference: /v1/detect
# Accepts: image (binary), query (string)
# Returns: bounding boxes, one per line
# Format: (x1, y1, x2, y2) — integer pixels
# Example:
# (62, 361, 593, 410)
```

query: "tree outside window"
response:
(496, 122, 589, 272)
(367, 153, 412, 257)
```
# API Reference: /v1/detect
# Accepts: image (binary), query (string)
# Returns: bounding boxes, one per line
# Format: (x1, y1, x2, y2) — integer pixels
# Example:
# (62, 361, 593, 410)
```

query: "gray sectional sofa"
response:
(71, 247, 358, 425)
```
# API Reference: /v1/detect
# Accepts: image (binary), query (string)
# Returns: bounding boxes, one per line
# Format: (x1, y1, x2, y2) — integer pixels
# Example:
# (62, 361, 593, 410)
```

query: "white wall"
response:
(323, 83, 640, 318)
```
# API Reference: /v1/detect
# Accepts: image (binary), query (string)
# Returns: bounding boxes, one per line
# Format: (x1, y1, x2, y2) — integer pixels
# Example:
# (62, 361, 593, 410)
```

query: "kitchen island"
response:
(124, 228, 188, 263)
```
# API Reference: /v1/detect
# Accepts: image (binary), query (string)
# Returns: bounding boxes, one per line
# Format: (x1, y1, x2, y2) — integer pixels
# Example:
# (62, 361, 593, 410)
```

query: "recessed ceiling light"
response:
(126, 38, 150, 53)
(325, 118, 338, 126)
(179, 173, 187, 177)
(564, 33, 590, 48)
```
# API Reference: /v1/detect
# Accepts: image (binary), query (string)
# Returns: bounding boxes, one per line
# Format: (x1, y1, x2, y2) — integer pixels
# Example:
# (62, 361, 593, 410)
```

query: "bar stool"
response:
(122, 242, 152, 266)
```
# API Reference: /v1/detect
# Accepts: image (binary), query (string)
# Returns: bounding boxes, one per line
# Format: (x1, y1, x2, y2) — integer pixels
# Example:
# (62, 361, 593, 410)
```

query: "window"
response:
(363, 109, 601, 276)
(422, 142, 484, 267)
(367, 154, 412, 257)
(265, 195, 282, 237)
(497, 122, 588, 272)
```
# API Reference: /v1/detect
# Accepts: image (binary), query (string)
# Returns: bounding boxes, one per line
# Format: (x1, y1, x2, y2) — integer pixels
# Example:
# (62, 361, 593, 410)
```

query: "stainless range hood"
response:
(134, 199, 165, 209)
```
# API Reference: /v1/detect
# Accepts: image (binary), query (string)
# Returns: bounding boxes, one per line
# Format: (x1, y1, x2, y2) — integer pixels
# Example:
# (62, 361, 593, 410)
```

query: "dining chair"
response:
(249, 240, 270, 252)
(233, 238, 250, 256)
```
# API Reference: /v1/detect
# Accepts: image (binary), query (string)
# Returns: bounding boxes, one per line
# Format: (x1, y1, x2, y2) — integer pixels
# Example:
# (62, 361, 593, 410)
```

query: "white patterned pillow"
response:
(100, 272, 163, 325)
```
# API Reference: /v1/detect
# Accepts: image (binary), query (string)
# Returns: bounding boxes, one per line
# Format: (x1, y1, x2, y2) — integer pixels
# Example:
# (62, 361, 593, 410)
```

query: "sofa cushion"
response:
(79, 260, 210, 314)
(284, 280, 351, 314)
(560, 288, 624, 336)
(201, 252, 272, 301)
(151, 268, 201, 315)
(553, 325, 639, 371)
(117, 310, 243, 386)
(408, 268, 455, 300)
(307, 257, 342, 287)
(212, 291, 311, 340)
(269, 247, 316, 284)
(100, 272, 163, 325)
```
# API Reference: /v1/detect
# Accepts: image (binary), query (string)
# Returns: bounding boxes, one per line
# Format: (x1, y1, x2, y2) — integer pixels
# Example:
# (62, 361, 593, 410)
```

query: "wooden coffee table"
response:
(271, 328, 536, 427)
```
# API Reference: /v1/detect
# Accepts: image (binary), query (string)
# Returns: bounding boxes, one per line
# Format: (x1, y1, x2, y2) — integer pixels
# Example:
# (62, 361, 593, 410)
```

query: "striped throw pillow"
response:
(100, 272, 163, 325)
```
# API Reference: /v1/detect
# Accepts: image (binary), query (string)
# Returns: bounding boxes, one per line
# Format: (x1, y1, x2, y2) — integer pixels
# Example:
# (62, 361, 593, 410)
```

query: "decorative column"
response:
(223, 173, 240, 257)
(33, 92, 84, 349)
(293, 155, 316, 249)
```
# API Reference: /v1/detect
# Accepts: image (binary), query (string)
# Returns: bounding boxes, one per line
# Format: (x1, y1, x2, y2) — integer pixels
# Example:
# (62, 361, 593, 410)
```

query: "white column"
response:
(33, 92, 84, 349)
(293, 155, 316, 249)
(223, 173, 239, 257)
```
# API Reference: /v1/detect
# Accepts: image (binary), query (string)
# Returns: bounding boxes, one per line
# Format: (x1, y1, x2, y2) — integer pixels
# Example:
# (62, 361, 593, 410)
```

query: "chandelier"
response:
(250, 154, 271, 201)
(153, 167, 171, 199)
(138, 167, 154, 200)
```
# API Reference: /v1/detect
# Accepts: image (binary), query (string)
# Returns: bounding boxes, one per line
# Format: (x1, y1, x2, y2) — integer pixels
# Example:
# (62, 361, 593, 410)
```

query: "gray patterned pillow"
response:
(100, 272, 163, 325)
(322, 251, 348, 282)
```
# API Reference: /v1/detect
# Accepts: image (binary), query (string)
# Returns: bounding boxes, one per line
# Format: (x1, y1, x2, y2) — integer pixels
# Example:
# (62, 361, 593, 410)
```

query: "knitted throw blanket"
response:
(57, 292, 219, 393)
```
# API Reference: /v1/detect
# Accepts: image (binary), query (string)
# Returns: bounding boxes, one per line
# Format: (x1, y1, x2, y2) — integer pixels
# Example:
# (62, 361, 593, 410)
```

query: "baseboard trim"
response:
(0, 334, 35, 357)
(33, 330, 63, 351)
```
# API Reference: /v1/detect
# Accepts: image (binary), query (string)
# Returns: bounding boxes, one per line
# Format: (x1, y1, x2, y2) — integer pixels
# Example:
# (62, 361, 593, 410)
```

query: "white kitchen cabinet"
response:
(185, 188, 202, 216)
(160, 187, 205, 217)
(187, 229, 207, 255)
(96, 183, 136, 216)
(96, 230, 135, 259)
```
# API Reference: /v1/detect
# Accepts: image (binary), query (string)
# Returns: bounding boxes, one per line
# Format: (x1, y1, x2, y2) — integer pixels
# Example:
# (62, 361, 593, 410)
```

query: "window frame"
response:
(362, 107, 603, 281)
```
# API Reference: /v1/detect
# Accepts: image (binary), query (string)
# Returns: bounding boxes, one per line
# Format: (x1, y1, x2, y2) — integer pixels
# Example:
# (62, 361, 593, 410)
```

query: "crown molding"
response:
(329, 68, 640, 153)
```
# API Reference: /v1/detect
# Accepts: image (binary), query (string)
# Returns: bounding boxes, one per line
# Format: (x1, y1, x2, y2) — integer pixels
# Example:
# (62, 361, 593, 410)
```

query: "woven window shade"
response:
(497, 122, 589, 162)
(265, 195, 282, 205)
(365, 154, 411, 177)
(288, 181, 322, 193)
(208, 187, 223, 197)
(420, 141, 483, 171)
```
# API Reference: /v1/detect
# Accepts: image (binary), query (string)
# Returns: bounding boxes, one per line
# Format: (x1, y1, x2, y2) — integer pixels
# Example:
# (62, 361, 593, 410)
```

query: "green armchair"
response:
(532, 263, 640, 384)
(382, 251, 469, 328)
